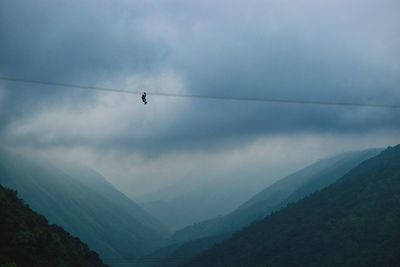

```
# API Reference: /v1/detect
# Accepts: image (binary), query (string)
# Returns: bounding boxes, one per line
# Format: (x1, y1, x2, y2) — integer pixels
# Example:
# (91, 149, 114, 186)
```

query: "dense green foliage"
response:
(0, 184, 108, 267)
(0, 150, 168, 266)
(170, 149, 379, 245)
(185, 145, 400, 267)
(147, 150, 379, 267)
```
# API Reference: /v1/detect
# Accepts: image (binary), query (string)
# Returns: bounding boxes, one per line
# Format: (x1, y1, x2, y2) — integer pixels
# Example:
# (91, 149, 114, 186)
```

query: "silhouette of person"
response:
(141, 92, 147, 104)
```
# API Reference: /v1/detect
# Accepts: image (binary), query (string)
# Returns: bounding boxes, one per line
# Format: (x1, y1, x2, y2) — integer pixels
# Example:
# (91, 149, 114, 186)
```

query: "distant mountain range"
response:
(151, 148, 381, 266)
(185, 145, 400, 266)
(0, 184, 108, 267)
(2, 146, 394, 267)
(0, 150, 169, 267)
(136, 171, 274, 232)
(171, 149, 380, 242)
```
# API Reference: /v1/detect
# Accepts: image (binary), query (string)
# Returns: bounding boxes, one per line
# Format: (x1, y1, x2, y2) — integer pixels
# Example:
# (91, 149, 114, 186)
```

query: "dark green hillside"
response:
(0, 150, 168, 266)
(0, 184, 108, 267)
(148, 149, 379, 267)
(185, 145, 400, 267)
(171, 149, 380, 244)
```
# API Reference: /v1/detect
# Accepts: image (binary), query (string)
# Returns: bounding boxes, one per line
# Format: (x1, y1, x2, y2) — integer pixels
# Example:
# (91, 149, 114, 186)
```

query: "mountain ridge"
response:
(0, 149, 168, 267)
(184, 145, 400, 267)
(0, 184, 109, 267)
(171, 149, 381, 244)
(150, 149, 381, 267)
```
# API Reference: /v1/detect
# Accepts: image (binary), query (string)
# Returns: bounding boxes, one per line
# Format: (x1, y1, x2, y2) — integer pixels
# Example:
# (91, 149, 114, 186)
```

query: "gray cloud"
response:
(1, 0, 399, 156)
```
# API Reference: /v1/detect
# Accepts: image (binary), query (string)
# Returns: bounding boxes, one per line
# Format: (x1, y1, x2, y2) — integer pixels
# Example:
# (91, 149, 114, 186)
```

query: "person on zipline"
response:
(141, 92, 147, 104)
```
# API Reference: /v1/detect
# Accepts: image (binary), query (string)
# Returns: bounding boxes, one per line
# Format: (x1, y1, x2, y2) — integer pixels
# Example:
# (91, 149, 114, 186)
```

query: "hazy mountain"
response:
(135, 172, 273, 232)
(0, 184, 108, 267)
(171, 149, 380, 244)
(148, 149, 380, 267)
(185, 145, 400, 267)
(0, 150, 168, 267)
(139, 235, 229, 267)
(138, 191, 251, 233)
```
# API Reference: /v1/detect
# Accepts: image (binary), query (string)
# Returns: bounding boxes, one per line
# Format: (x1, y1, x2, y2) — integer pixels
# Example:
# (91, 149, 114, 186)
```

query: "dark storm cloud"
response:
(0, 0, 169, 79)
(1, 0, 399, 154)
(0, 0, 171, 130)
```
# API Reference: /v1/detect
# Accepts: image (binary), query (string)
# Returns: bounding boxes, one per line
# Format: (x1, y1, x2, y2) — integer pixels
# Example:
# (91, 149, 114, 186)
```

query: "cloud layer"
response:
(1, 0, 399, 194)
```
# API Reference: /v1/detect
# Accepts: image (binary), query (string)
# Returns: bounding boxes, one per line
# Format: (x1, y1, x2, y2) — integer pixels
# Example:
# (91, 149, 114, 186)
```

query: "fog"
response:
(1, 0, 399, 214)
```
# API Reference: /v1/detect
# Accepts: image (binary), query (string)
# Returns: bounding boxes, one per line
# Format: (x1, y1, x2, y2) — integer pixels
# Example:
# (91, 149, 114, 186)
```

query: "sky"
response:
(0, 0, 399, 197)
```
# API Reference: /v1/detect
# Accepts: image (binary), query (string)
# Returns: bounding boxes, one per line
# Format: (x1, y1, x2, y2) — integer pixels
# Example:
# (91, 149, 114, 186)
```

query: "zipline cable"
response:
(1, 76, 399, 109)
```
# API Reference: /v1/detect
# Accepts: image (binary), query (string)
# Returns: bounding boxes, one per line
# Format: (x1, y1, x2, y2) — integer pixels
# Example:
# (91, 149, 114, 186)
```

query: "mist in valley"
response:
(1, 0, 399, 266)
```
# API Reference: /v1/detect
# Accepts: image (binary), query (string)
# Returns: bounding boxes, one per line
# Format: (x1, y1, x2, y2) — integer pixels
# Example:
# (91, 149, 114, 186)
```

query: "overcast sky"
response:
(1, 0, 399, 196)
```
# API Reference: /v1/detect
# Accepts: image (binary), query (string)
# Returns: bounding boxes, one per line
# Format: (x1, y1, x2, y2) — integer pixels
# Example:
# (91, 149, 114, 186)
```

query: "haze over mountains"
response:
(1, 144, 399, 267)
(1, 1, 399, 266)
(0, 149, 168, 267)
(0, 184, 108, 267)
(185, 145, 400, 267)
(170, 149, 381, 245)
(135, 148, 381, 233)
(135, 149, 380, 267)
(136, 171, 274, 232)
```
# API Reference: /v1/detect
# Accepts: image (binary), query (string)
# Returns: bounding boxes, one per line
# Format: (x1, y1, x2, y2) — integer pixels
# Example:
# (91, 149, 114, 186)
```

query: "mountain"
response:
(170, 149, 380, 244)
(0, 184, 108, 267)
(135, 171, 273, 232)
(137, 234, 229, 267)
(0, 150, 169, 266)
(149, 149, 380, 267)
(185, 145, 400, 267)
(138, 189, 253, 233)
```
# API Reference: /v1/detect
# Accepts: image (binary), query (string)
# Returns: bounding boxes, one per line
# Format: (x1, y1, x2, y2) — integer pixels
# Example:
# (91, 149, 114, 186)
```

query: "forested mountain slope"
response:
(148, 149, 380, 267)
(0, 184, 108, 267)
(185, 145, 400, 267)
(171, 149, 380, 244)
(0, 150, 168, 266)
